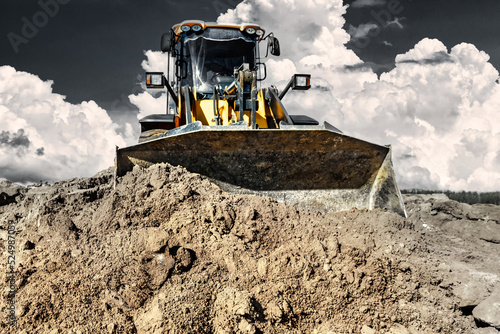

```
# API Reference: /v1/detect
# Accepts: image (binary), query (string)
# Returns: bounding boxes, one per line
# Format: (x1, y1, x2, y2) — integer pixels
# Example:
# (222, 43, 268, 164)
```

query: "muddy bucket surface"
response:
(116, 125, 406, 216)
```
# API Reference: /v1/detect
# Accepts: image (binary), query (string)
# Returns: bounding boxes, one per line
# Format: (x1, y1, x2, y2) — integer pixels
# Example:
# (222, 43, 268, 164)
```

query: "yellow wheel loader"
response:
(116, 20, 406, 217)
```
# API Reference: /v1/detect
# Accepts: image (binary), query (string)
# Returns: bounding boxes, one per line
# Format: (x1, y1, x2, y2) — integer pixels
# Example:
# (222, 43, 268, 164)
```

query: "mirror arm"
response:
(163, 76, 178, 107)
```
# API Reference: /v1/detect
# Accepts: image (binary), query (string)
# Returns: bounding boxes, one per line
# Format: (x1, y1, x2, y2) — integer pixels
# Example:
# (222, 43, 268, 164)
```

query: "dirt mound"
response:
(1, 164, 499, 333)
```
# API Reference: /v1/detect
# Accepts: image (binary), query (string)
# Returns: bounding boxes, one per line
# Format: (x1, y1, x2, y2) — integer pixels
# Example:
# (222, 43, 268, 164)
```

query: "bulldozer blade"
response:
(116, 123, 406, 216)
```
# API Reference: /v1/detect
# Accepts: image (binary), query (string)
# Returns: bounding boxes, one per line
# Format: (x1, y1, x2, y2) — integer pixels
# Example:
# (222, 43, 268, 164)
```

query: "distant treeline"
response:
(401, 189, 500, 205)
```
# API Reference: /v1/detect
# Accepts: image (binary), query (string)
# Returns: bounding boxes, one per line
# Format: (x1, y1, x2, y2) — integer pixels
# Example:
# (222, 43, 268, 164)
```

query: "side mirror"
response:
(176, 60, 188, 80)
(161, 32, 171, 53)
(268, 36, 280, 56)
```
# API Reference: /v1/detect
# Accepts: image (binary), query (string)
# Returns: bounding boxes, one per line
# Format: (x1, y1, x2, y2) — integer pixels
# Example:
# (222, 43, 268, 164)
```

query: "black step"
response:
(139, 114, 176, 132)
(289, 115, 319, 125)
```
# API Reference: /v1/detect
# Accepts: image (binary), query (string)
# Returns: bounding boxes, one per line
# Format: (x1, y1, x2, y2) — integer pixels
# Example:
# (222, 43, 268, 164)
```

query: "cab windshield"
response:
(182, 28, 256, 96)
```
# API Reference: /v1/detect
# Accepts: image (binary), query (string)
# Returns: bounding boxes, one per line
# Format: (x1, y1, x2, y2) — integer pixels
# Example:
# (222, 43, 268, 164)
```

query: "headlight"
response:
(295, 76, 308, 87)
(292, 74, 311, 90)
(181, 25, 191, 32)
(146, 72, 164, 88)
(245, 27, 256, 34)
(192, 24, 202, 32)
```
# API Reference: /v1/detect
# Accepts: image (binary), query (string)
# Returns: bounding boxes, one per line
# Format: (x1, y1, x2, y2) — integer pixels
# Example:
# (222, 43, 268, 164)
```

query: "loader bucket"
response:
(116, 122, 406, 217)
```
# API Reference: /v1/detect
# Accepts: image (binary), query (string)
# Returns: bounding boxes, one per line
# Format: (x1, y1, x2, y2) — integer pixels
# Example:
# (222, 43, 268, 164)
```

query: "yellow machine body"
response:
(116, 20, 407, 217)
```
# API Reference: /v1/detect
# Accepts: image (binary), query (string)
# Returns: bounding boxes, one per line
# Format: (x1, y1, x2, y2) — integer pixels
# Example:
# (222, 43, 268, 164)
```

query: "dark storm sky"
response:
(343, 0, 500, 74)
(0, 0, 240, 115)
(1, 0, 499, 113)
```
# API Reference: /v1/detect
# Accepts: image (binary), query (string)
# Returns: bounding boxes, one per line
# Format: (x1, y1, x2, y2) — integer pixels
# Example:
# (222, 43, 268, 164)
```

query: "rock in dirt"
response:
(0, 180, 25, 206)
(473, 288, 500, 329)
(453, 277, 493, 309)
(361, 325, 377, 334)
(473, 328, 500, 334)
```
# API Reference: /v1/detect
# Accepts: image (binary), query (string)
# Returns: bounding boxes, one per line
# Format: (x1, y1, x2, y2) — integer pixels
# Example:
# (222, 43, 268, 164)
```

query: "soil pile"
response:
(1, 164, 499, 333)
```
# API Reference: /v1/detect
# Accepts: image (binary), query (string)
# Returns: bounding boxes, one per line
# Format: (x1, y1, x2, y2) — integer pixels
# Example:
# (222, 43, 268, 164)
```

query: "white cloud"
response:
(396, 38, 449, 63)
(129, 91, 167, 120)
(348, 22, 380, 41)
(0, 66, 132, 183)
(345, 39, 500, 191)
(140, 50, 168, 72)
(128, 50, 170, 119)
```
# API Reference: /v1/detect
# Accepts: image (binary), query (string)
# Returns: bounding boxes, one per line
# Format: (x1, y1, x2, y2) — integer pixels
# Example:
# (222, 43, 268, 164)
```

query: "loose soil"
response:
(1, 164, 499, 333)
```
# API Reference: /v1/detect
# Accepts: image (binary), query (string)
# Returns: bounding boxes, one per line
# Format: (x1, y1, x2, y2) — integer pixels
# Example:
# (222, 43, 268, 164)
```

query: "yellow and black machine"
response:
(116, 20, 406, 216)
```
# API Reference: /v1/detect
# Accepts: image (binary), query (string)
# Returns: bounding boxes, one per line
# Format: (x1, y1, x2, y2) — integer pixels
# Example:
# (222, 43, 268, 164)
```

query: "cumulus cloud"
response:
(0, 66, 132, 183)
(347, 22, 380, 42)
(0, 129, 31, 149)
(219, 0, 500, 191)
(129, 88, 167, 120)
(129, 50, 169, 119)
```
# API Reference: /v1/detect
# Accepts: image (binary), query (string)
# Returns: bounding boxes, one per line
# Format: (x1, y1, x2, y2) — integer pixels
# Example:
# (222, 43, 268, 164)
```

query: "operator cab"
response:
(143, 20, 317, 131)
(182, 28, 257, 96)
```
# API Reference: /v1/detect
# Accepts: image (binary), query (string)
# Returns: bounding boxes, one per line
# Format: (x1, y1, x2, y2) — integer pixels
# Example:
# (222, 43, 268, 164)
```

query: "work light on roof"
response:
(191, 24, 202, 32)
(245, 27, 256, 34)
(256, 29, 264, 36)
(181, 25, 191, 32)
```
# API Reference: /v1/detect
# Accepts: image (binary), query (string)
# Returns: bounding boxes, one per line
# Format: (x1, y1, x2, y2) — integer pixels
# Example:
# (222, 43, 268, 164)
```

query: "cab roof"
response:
(171, 20, 265, 41)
